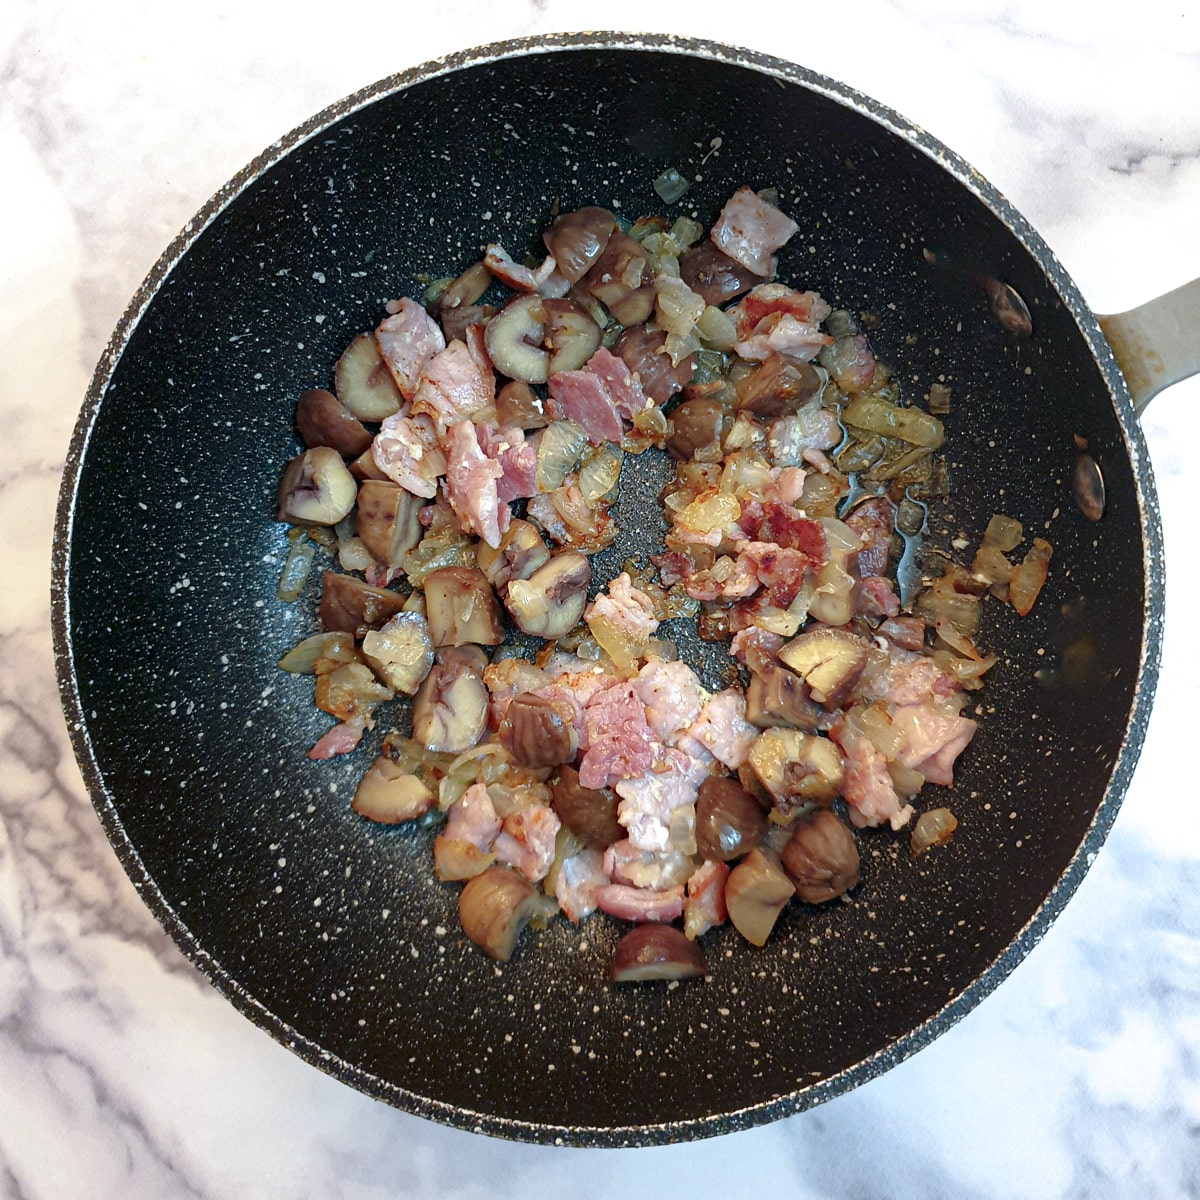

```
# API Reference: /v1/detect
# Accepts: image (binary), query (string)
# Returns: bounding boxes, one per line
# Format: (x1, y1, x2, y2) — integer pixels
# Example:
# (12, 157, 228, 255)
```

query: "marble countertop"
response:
(4, 2, 1200, 1195)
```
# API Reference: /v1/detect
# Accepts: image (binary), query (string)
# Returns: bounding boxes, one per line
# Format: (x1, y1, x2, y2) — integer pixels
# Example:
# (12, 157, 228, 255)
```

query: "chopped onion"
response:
(277, 529, 315, 601)
(653, 168, 691, 204)
(535, 420, 586, 492)
(911, 807, 957, 856)
(578, 444, 624, 501)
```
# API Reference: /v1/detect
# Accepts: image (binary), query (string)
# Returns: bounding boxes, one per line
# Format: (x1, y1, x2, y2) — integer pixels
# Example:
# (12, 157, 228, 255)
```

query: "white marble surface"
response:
(4, 1, 1200, 1194)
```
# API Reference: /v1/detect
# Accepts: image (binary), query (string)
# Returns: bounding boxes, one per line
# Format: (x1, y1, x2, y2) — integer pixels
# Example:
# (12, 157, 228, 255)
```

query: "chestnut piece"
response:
(352, 757, 436, 825)
(318, 571, 405, 634)
(612, 325, 693, 404)
(611, 925, 706, 983)
(734, 354, 822, 419)
(777, 628, 871, 708)
(458, 867, 538, 962)
(543, 206, 616, 283)
(695, 776, 767, 863)
(725, 848, 794, 947)
(744, 665, 822, 731)
(495, 379, 551, 430)
(499, 692, 578, 769)
(550, 766, 622, 846)
(476, 519, 551, 595)
(679, 241, 764, 307)
(781, 810, 860, 903)
(333, 331, 404, 420)
(355, 480, 423, 569)
(294, 388, 373, 459)
(410, 649, 488, 754)
(666, 396, 724, 462)
(422, 566, 504, 647)
(504, 551, 590, 638)
(276, 447, 357, 526)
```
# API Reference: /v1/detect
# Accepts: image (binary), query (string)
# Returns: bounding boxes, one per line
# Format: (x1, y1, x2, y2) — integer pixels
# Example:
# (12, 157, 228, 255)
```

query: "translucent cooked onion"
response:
(535, 420, 586, 492)
(653, 168, 691, 204)
(911, 807, 957, 856)
(277, 528, 315, 601)
(578, 444, 623, 501)
(676, 489, 741, 536)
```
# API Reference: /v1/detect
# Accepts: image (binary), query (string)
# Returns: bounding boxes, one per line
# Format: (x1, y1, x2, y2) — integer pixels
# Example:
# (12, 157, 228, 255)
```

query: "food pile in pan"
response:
(274, 186, 1051, 980)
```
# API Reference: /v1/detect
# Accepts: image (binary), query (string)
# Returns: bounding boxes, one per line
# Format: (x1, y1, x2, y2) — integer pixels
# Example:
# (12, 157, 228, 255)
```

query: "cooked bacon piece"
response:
(546, 369, 624, 444)
(730, 285, 832, 363)
(306, 721, 363, 760)
(603, 839, 693, 890)
(594, 883, 685, 923)
(710, 187, 799, 276)
(681, 555, 760, 603)
(375, 299, 445, 399)
(411, 339, 495, 427)
(493, 802, 562, 882)
(688, 689, 757, 769)
(585, 347, 649, 419)
(835, 723, 913, 831)
(587, 572, 660, 643)
(444, 782, 503, 850)
(738, 499, 827, 558)
(477, 424, 538, 503)
(857, 650, 957, 708)
(856, 575, 901, 619)
(845, 497, 897, 577)
(484, 243, 567, 296)
(442, 420, 508, 548)
(578, 681, 658, 789)
(554, 847, 609, 923)
(684, 860, 730, 940)
(735, 541, 815, 609)
(614, 748, 706, 852)
(890, 701, 977, 787)
(371, 412, 447, 498)
(731, 626, 785, 674)
(631, 660, 705, 745)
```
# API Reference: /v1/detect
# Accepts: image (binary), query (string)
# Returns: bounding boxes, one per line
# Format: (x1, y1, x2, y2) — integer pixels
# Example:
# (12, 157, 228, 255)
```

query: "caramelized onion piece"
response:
(780, 810, 860, 903)
(911, 807, 958, 856)
(611, 924, 706, 982)
(458, 866, 538, 961)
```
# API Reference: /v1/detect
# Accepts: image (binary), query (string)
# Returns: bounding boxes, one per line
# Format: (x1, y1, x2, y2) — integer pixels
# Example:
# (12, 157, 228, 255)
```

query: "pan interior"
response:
(59, 44, 1151, 1142)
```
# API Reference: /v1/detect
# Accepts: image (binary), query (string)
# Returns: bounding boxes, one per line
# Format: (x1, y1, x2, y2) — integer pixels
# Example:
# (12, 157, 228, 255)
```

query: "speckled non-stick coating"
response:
(52, 35, 1162, 1145)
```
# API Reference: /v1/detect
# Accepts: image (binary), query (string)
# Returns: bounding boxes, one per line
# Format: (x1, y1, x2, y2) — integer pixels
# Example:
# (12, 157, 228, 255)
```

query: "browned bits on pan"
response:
(1073, 453, 1106, 521)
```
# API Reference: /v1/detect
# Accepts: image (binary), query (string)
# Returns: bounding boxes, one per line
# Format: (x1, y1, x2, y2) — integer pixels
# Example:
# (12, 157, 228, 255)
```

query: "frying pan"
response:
(50, 33, 1189, 1145)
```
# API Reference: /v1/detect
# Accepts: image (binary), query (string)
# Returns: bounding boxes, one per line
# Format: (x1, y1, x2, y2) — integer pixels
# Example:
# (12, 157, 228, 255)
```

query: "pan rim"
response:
(50, 30, 1165, 1146)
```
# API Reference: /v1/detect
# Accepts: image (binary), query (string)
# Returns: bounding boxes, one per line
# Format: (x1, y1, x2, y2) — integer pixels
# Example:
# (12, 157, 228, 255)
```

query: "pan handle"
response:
(1098, 277, 1200, 415)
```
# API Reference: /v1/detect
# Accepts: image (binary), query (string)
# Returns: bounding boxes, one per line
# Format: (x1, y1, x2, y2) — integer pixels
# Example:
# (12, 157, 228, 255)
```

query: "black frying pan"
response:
(51, 34, 1169, 1145)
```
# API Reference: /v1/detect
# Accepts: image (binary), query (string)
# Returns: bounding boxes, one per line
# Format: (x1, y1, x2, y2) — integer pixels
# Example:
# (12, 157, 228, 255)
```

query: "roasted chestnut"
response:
(550, 766, 622, 846)
(498, 692, 578, 769)
(294, 388, 373, 459)
(694, 776, 767, 863)
(611, 924, 706, 983)
(780, 809, 860, 902)
(458, 866, 538, 961)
